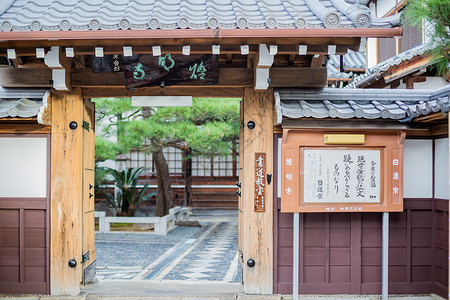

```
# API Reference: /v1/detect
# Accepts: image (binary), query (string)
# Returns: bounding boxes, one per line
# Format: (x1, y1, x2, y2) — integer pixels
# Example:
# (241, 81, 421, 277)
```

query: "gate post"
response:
(240, 87, 274, 294)
(50, 88, 84, 295)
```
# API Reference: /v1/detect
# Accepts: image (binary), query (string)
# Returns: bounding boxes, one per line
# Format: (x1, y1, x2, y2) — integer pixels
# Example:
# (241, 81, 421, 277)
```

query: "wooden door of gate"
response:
(0, 134, 50, 294)
(81, 100, 96, 284)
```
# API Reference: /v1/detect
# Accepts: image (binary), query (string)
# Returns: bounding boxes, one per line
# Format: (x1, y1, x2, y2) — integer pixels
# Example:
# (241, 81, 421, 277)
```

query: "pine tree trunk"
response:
(153, 148, 173, 216)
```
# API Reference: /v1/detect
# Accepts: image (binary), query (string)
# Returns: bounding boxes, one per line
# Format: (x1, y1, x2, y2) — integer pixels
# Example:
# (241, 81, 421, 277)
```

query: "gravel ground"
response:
(94, 210, 241, 282)
(95, 224, 211, 268)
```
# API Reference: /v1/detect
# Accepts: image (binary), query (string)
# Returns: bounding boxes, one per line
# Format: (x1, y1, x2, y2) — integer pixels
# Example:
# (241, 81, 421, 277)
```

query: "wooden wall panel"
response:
(274, 198, 448, 298)
(0, 134, 49, 295)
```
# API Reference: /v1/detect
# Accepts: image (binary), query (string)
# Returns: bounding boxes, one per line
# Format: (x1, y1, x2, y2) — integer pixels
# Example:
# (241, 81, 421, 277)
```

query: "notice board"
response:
(281, 129, 405, 213)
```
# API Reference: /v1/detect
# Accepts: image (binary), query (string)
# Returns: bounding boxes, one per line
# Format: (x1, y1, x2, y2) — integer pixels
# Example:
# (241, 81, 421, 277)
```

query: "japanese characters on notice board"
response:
(303, 149, 381, 205)
(255, 153, 266, 212)
(281, 130, 405, 213)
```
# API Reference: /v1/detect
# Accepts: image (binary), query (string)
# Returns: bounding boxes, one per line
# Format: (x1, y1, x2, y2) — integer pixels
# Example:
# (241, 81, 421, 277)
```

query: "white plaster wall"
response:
(435, 138, 449, 199)
(403, 139, 433, 198)
(376, 0, 396, 17)
(397, 77, 448, 89)
(414, 77, 448, 90)
(366, 38, 378, 68)
(0, 137, 47, 197)
(277, 137, 282, 198)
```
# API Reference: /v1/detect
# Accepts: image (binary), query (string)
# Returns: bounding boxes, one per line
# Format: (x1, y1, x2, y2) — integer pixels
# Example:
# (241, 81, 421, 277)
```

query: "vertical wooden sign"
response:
(255, 152, 266, 212)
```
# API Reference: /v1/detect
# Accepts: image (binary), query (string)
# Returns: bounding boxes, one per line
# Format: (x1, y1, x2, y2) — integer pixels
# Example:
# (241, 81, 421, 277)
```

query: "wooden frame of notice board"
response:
(281, 129, 406, 213)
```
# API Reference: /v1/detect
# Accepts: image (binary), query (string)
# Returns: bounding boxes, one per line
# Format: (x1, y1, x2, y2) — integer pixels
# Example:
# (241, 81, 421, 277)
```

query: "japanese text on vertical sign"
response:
(254, 153, 266, 212)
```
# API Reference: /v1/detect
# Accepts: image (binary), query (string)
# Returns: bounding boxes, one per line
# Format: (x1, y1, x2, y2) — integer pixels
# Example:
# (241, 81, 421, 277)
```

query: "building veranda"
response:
(0, 0, 448, 298)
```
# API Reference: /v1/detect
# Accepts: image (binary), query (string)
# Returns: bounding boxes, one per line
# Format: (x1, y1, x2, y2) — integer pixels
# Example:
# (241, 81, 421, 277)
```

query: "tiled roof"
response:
(0, 87, 47, 118)
(276, 84, 450, 121)
(0, 0, 400, 32)
(346, 42, 433, 89)
(0, 98, 42, 118)
(329, 50, 366, 71)
(327, 50, 366, 80)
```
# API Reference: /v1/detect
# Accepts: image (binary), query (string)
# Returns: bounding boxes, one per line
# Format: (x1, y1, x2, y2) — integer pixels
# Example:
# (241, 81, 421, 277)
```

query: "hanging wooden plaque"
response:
(255, 152, 266, 212)
(119, 54, 219, 88)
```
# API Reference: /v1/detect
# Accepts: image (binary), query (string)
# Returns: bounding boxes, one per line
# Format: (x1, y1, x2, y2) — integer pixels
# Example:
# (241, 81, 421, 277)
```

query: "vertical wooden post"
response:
(382, 212, 389, 300)
(241, 87, 274, 294)
(293, 212, 299, 300)
(50, 88, 84, 295)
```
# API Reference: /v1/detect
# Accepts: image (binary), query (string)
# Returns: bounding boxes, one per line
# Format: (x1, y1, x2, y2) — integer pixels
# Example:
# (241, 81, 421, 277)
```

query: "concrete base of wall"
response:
(0, 292, 444, 300)
(281, 295, 444, 300)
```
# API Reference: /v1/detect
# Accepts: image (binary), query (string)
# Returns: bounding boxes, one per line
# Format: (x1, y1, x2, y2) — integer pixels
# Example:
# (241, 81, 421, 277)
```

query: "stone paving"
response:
(162, 222, 239, 281)
(94, 211, 241, 283)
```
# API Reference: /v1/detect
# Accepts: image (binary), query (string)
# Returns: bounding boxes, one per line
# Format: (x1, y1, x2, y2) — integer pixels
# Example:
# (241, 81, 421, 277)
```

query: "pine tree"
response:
(94, 97, 240, 216)
(405, 0, 450, 76)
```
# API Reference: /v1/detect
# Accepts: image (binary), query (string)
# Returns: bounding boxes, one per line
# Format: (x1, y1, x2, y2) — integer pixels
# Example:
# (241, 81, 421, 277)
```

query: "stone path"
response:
(95, 219, 241, 283)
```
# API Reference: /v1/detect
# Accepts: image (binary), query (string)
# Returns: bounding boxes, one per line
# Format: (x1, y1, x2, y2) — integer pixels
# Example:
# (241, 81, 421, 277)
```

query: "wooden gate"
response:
(0, 134, 50, 294)
(81, 100, 96, 284)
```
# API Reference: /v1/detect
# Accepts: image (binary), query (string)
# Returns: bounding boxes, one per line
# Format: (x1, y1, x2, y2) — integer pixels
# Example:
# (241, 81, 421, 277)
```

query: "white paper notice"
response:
(303, 149, 380, 203)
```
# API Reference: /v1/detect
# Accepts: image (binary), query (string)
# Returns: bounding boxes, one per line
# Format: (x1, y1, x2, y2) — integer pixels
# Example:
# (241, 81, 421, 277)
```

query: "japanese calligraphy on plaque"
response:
(303, 149, 380, 203)
(123, 54, 218, 88)
(92, 54, 218, 88)
(254, 153, 266, 212)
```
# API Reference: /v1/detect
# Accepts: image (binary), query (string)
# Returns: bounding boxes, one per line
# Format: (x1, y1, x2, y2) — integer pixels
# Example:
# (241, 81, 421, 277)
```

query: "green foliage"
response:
(94, 164, 110, 199)
(94, 97, 138, 120)
(104, 167, 156, 212)
(95, 136, 118, 162)
(404, 0, 449, 75)
(95, 97, 240, 157)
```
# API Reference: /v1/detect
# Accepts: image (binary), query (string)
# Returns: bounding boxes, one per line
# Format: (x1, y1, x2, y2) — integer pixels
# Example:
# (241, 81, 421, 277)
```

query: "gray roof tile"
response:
(0, 98, 42, 118)
(346, 42, 433, 88)
(327, 50, 366, 80)
(0, 0, 400, 32)
(276, 85, 450, 121)
(0, 88, 48, 118)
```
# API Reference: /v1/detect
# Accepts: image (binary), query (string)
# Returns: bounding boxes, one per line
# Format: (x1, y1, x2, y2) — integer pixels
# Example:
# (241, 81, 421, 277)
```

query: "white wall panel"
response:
(403, 139, 433, 198)
(376, 0, 396, 17)
(435, 138, 449, 199)
(0, 137, 47, 197)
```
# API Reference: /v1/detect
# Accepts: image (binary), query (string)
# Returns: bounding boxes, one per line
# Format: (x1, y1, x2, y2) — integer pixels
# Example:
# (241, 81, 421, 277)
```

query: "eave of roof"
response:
(347, 42, 433, 88)
(276, 85, 450, 122)
(0, 28, 403, 43)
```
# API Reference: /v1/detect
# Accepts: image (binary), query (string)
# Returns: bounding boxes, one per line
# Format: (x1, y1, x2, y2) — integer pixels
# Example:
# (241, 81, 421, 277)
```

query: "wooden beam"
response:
(73, 67, 253, 87)
(0, 28, 401, 46)
(0, 123, 50, 133)
(50, 88, 84, 295)
(310, 55, 325, 68)
(431, 123, 448, 136)
(270, 67, 327, 88)
(383, 54, 433, 83)
(241, 87, 274, 294)
(82, 86, 245, 98)
(0, 67, 51, 87)
(0, 37, 362, 55)
(414, 112, 447, 122)
(2, 66, 327, 90)
(0, 43, 357, 58)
